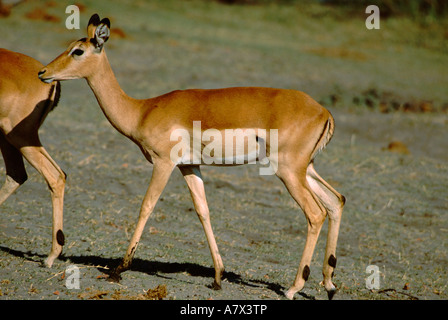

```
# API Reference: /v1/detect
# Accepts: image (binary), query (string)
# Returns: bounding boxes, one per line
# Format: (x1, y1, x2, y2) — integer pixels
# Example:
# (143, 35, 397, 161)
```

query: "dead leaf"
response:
(144, 285, 167, 300)
(383, 141, 410, 155)
(29, 284, 38, 294)
(111, 27, 127, 39)
(78, 290, 110, 300)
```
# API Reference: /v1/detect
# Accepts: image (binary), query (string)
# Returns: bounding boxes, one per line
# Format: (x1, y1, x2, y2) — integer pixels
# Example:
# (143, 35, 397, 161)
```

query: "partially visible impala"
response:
(0, 48, 65, 267)
(39, 14, 345, 299)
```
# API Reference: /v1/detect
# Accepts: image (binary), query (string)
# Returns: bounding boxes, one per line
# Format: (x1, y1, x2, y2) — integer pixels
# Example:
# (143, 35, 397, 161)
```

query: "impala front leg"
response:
(110, 160, 174, 281)
(179, 165, 224, 289)
(19, 146, 66, 267)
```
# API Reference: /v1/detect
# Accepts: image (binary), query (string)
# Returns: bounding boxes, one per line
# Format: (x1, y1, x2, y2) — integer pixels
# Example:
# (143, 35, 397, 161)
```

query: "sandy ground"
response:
(0, 0, 447, 301)
(1, 106, 446, 300)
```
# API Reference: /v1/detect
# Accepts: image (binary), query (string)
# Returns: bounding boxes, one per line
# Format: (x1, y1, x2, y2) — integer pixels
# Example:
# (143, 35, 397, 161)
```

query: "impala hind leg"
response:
(0, 134, 28, 205)
(277, 166, 327, 300)
(306, 162, 344, 299)
(180, 165, 224, 290)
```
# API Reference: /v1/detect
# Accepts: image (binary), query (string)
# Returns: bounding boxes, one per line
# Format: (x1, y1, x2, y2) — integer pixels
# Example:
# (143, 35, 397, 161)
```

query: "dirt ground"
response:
(1, 0, 447, 301)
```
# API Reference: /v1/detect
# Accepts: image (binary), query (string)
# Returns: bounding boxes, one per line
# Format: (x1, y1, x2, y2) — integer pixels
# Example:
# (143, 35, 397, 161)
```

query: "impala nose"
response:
(38, 69, 46, 78)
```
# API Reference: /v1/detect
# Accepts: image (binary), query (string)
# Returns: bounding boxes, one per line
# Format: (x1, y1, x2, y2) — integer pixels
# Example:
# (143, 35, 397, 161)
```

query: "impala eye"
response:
(72, 49, 84, 56)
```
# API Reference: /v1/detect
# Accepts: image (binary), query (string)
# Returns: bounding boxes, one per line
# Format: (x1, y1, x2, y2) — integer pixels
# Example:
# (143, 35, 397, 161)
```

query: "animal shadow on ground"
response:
(0, 245, 315, 299)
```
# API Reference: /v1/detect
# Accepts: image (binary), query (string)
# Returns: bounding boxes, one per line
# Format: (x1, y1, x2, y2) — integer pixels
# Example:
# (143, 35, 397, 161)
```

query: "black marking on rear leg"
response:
(328, 255, 337, 268)
(302, 265, 310, 281)
(56, 229, 65, 246)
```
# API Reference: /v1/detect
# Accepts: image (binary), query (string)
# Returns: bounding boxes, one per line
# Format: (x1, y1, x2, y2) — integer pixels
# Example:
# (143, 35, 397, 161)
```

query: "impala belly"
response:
(170, 126, 274, 167)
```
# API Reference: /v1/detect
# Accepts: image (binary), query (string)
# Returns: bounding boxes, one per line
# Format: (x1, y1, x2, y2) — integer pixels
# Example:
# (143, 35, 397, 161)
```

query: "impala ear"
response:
(93, 18, 110, 51)
(87, 13, 100, 39)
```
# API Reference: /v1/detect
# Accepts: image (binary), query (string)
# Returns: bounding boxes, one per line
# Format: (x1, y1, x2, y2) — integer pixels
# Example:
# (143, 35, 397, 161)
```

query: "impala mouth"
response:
(40, 77, 55, 84)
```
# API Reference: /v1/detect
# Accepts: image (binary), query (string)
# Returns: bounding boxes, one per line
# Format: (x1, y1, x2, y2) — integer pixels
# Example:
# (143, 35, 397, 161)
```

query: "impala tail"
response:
(310, 111, 335, 161)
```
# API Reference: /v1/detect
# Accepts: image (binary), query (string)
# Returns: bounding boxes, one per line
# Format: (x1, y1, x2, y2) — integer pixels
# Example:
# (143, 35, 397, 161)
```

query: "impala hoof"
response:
(326, 287, 337, 300)
(212, 280, 222, 290)
(285, 288, 297, 300)
(108, 271, 122, 283)
(44, 250, 62, 268)
(44, 257, 55, 268)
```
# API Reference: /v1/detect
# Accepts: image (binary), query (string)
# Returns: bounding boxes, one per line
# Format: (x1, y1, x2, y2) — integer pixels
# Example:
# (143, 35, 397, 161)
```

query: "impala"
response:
(0, 48, 65, 267)
(39, 14, 345, 299)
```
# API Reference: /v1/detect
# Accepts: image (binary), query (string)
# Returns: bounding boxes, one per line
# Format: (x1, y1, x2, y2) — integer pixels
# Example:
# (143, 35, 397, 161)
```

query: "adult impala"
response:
(0, 48, 65, 267)
(39, 14, 345, 299)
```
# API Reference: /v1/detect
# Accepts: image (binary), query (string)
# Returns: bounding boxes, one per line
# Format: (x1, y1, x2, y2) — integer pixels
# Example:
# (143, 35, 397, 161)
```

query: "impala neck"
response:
(86, 51, 141, 137)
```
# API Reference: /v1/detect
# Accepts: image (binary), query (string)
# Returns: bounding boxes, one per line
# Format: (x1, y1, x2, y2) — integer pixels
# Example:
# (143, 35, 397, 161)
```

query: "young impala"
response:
(0, 48, 65, 267)
(39, 14, 345, 299)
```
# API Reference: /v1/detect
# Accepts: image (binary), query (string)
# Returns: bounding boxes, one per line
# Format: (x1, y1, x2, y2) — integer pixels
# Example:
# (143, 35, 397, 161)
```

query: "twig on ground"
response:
(45, 265, 109, 281)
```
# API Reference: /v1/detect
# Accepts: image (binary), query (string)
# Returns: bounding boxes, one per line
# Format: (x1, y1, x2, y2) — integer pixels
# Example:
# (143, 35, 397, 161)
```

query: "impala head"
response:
(39, 14, 110, 83)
